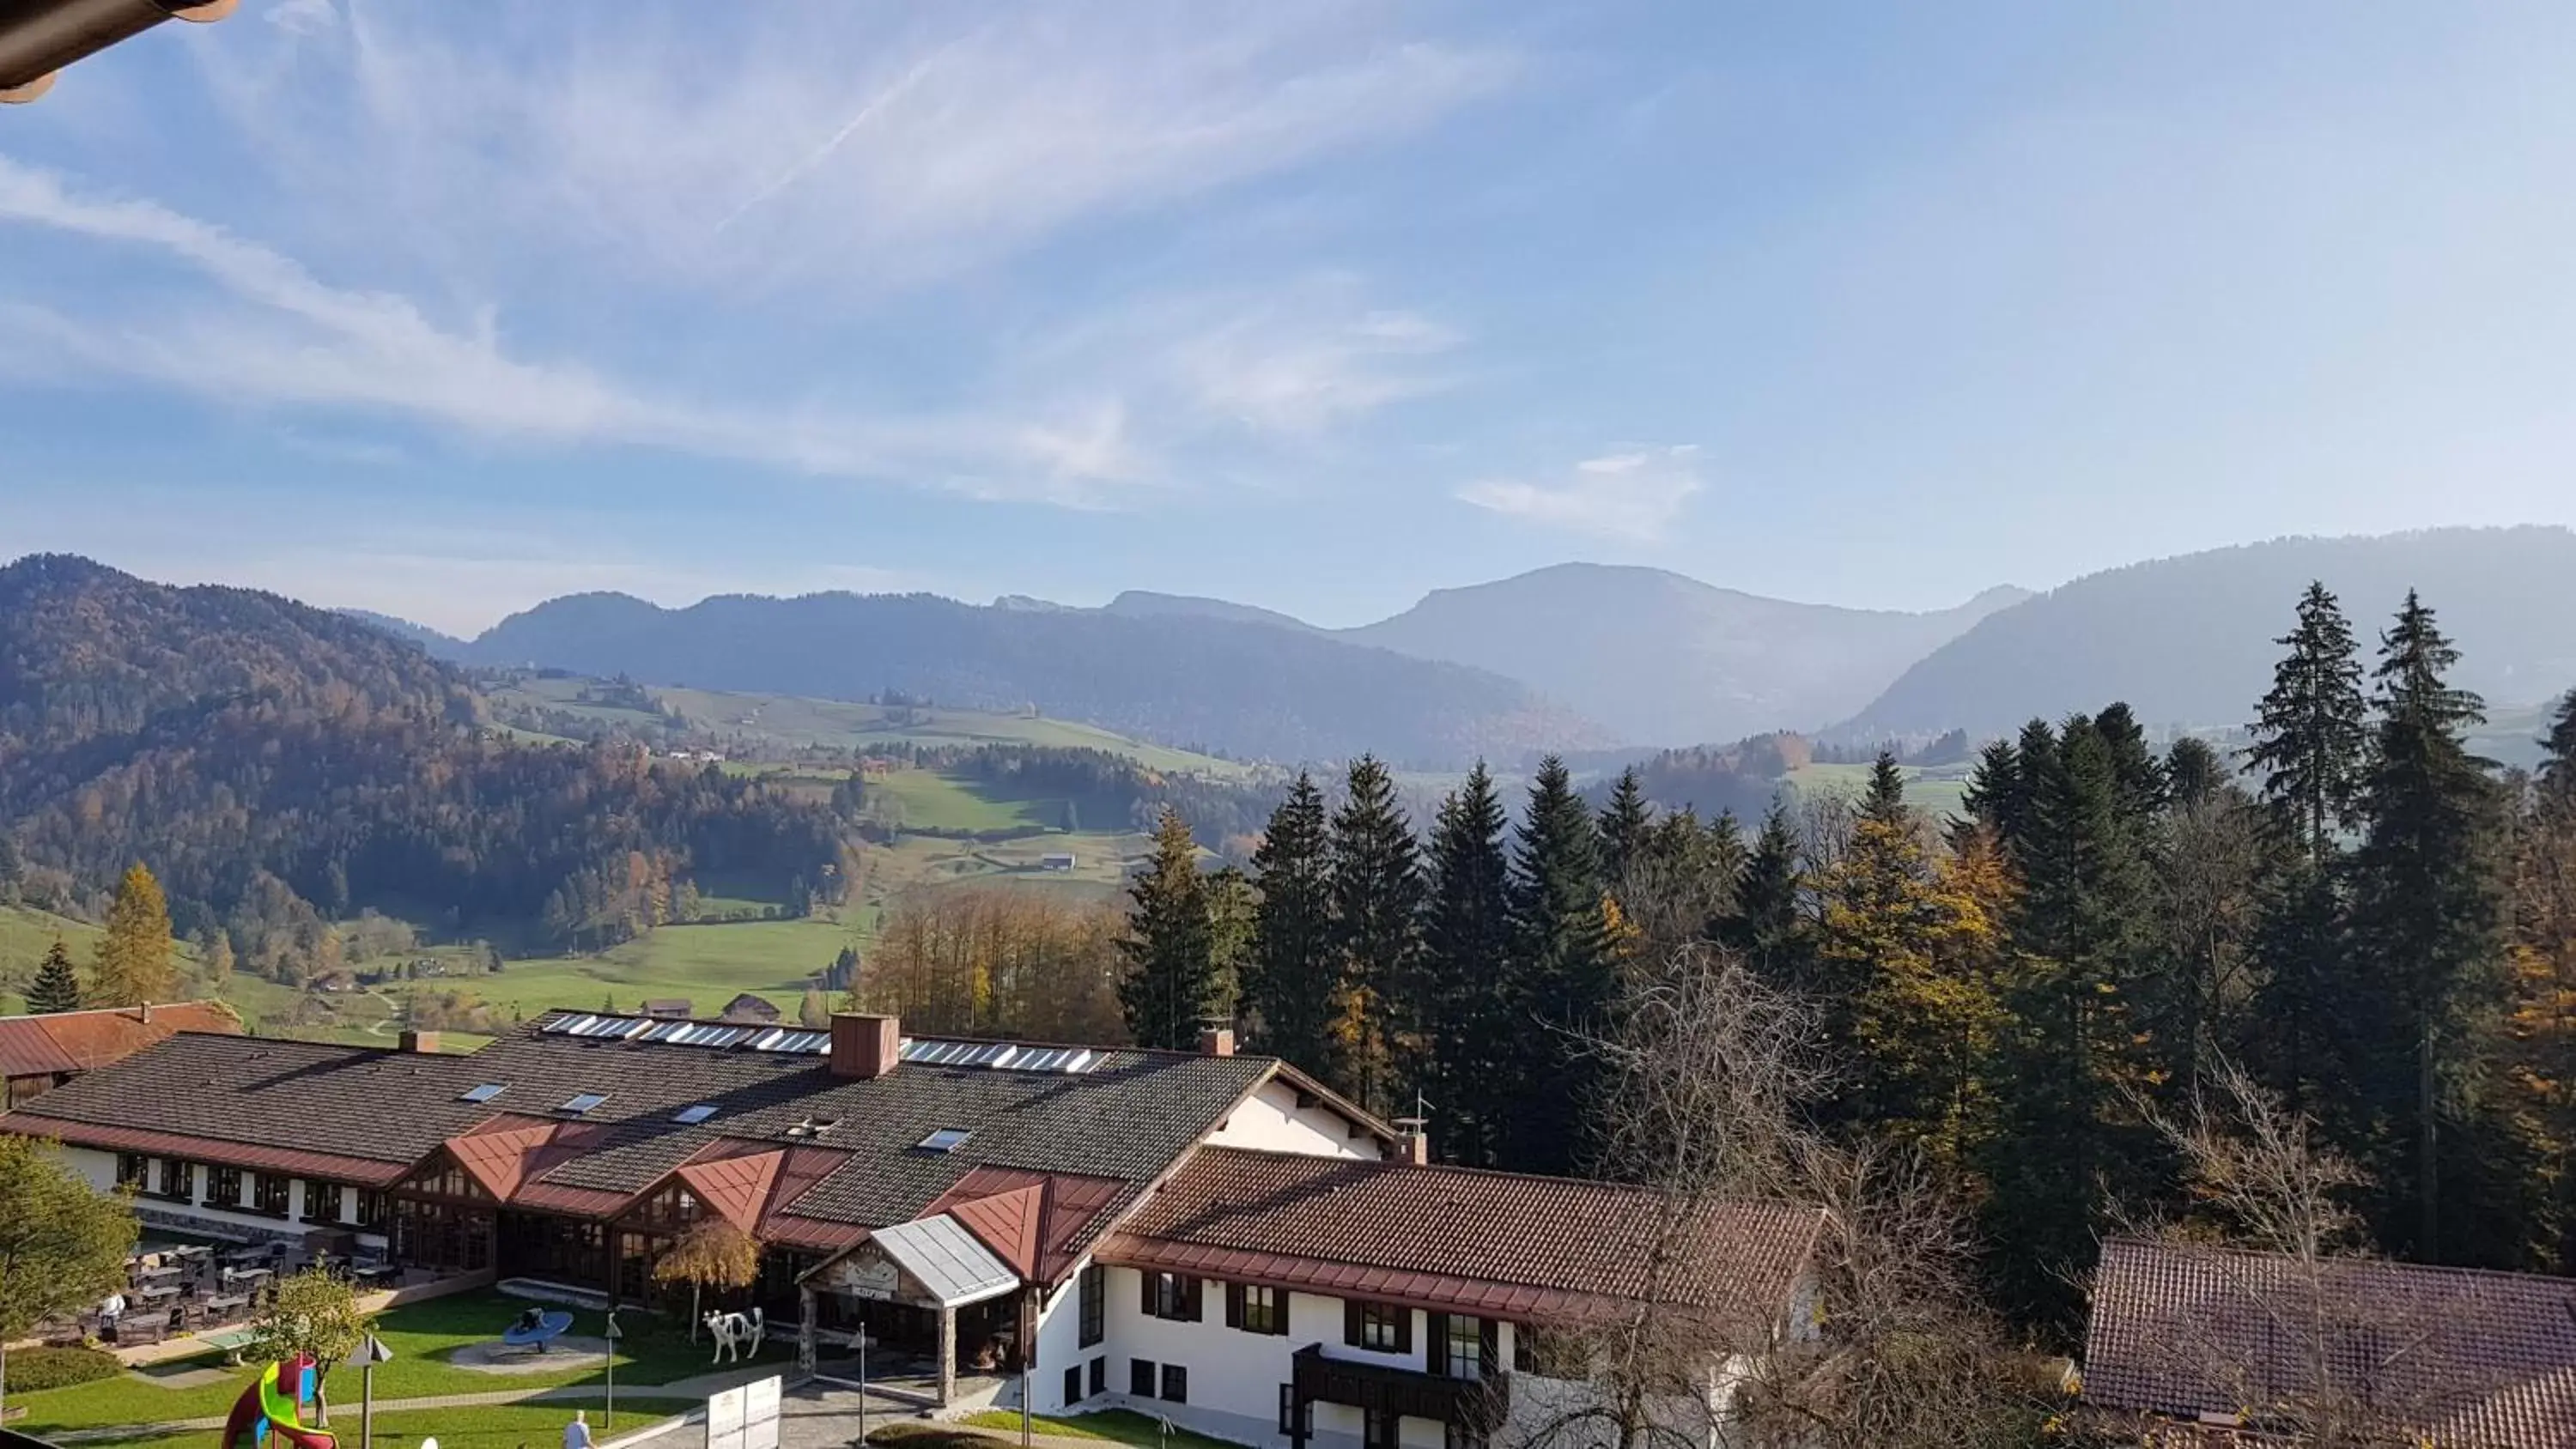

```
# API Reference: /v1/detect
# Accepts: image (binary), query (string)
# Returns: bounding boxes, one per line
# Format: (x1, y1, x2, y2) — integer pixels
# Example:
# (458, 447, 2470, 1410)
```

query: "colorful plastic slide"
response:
(219, 1353, 337, 1449)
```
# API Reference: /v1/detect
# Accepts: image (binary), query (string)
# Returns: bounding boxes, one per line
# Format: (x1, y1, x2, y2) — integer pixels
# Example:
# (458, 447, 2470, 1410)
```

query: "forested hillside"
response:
(463, 589, 1601, 764)
(1847, 527, 2576, 737)
(0, 556, 854, 977)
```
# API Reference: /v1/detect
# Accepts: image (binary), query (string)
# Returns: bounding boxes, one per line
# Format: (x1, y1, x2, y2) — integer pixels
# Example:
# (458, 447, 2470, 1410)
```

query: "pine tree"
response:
(26, 939, 82, 1015)
(1327, 757, 1421, 1118)
(1960, 735, 2032, 849)
(2348, 591, 2507, 1259)
(2510, 688, 2576, 1268)
(2541, 689, 2576, 811)
(1501, 756, 1610, 1175)
(1861, 750, 1908, 826)
(2247, 581, 2370, 865)
(1718, 798, 1803, 981)
(1246, 774, 1337, 1081)
(1117, 808, 1218, 1051)
(89, 863, 174, 1008)
(1416, 764, 1514, 1166)
(1204, 866, 1255, 1023)
(1596, 768, 1652, 890)
(1981, 714, 2163, 1331)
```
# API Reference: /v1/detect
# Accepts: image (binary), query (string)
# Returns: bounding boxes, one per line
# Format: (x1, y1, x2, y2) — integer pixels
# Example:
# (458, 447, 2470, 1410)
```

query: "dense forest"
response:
(1112, 578, 2576, 1348)
(0, 556, 855, 973)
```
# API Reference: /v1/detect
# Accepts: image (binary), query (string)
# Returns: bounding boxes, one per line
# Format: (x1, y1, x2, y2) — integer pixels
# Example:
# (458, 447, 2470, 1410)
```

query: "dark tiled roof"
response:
(3, 1014, 1276, 1260)
(1102, 1146, 1824, 1325)
(2086, 1237, 2576, 1449)
(0, 1002, 240, 1081)
(5, 1032, 489, 1164)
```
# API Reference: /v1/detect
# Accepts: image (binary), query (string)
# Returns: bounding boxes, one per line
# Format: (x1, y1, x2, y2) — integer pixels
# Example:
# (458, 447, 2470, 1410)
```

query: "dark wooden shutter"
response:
(1426, 1313, 1449, 1375)
(1183, 1276, 1203, 1321)
(1224, 1282, 1243, 1329)
(1274, 1288, 1291, 1337)
(1395, 1306, 1413, 1355)
(1141, 1270, 1157, 1315)
(1479, 1318, 1499, 1378)
(1344, 1298, 1364, 1347)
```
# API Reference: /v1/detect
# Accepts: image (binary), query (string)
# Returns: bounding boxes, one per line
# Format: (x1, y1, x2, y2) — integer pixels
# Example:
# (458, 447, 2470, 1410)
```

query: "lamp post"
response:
(854, 1325, 872, 1447)
(343, 1333, 394, 1449)
(602, 1311, 623, 1434)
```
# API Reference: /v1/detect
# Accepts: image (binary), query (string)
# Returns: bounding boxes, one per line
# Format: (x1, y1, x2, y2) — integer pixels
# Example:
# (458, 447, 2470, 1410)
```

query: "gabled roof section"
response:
(872, 1214, 1020, 1307)
(1102, 1146, 1825, 1325)
(444, 1122, 558, 1200)
(918, 1165, 1133, 1284)
(2086, 1236, 2576, 1449)
(0, 1002, 240, 1080)
(945, 1185, 1044, 1281)
(674, 1145, 788, 1231)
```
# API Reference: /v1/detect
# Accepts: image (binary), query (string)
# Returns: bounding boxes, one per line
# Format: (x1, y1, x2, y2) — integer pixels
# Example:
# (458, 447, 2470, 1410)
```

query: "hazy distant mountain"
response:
(337, 608, 470, 660)
(1337, 564, 2030, 746)
(1844, 527, 2576, 739)
(1101, 590, 1320, 634)
(463, 591, 1606, 765)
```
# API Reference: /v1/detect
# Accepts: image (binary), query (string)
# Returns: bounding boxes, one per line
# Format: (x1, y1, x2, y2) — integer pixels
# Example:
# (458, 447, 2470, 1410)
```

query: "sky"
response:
(3, 2, 2574, 638)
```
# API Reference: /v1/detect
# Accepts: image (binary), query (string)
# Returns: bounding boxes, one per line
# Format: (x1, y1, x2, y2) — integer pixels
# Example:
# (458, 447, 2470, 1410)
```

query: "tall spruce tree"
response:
(1981, 713, 2164, 1332)
(89, 863, 174, 1009)
(1719, 799, 1804, 982)
(1596, 768, 1652, 890)
(1246, 774, 1337, 1079)
(1117, 808, 1219, 1051)
(2247, 582, 2371, 864)
(2511, 688, 2576, 1268)
(2542, 689, 2576, 809)
(1862, 750, 1908, 825)
(1960, 735, 2032, 849)
(1415, 764, 1515, 1166)
(26, 939, 82, 1015)
(1328, 756, 1422, 1118)
(2348, 591, 2507, 1259)
(1502, 756, 1611, 1175)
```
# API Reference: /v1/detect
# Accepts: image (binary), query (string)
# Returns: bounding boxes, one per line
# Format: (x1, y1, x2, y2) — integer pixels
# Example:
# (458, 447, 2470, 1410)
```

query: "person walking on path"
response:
(563, 1410, 594, 1449)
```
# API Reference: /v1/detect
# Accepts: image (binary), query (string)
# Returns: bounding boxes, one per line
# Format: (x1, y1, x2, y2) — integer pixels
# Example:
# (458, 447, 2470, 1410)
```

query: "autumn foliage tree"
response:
(88, 863, 173, 1007)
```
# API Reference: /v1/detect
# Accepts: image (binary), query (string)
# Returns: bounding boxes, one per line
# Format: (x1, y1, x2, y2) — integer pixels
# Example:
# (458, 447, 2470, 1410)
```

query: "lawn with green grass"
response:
(959, 1410, 1236, 1449)
(1786, 761, 1974, 821)
(866, 770, 1061, 834)
(7, 1292, 715, 1440)
(76, 1394, 698, 1449)
(404, 915, 864, 1024)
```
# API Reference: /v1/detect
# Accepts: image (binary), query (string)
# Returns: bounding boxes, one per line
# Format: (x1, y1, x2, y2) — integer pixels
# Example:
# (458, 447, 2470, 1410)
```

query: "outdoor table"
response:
(137, 1284, 179, 1302)
(204, 1294, 251, 1317)
(223, 1267, 272, 1287)
(134, 1264, 182, 1282)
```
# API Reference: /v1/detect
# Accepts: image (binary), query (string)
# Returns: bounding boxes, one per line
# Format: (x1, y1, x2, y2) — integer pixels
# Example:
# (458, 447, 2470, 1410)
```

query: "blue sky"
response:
(4, 1, 2573, 636)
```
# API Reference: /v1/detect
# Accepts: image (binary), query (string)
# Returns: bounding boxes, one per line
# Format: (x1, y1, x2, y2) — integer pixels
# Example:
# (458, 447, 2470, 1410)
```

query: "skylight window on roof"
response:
(459, 1083, 507, 1104)
(916, 1128, 973, 1154)
(673, 1105, 719, 1125)
(560, 1093, 609, 1115)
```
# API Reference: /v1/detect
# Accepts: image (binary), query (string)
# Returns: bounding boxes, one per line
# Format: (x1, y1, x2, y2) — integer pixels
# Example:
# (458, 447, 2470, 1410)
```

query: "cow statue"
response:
(704, 1306, 764, 1365)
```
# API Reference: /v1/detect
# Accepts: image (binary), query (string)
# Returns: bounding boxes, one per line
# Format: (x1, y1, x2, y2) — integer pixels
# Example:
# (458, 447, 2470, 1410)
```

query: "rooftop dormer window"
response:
(560, 1092, 608, 1116)
(459, 1083, 507, 1103)
(916, 1127, 973, 1153)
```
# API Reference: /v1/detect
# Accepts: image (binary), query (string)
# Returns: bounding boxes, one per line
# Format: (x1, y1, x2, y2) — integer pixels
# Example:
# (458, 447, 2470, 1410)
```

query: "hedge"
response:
(3, 1345, 123, 1394)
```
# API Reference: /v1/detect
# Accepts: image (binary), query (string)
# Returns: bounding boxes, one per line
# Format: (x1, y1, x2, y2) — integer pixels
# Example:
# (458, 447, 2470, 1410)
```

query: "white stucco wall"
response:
(1084, 1266, 1514, 1449)
(1203, 1081, 1376, 1160)
(52, 1143, 386, 1246)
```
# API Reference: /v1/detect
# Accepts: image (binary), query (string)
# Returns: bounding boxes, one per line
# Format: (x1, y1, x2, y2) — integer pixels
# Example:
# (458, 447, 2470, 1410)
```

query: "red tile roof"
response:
(2086, 1237, 2576, 1449)
(920, 1165, 1132, 1283)
(677, 1147, 788, 1231)
(946, 1185, 1045, 1280)
(1100, 1146, 1824, 1325)
(0, 1002, 240, 1081)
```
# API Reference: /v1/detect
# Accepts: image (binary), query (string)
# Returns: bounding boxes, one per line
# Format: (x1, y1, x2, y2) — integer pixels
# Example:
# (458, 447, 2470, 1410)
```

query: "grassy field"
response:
(5, 1290, 711, 1440)
(866, 769, 1061, 834)
(428, 915, 866, 1022)
(487, 676, 1251, 779)
(1787, 760, 1976, 821)
(76, 1397, 702, 1449)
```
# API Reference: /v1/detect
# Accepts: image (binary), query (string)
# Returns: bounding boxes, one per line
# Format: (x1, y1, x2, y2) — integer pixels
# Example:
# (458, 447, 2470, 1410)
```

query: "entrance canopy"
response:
(870, 1215, 1018, 1307)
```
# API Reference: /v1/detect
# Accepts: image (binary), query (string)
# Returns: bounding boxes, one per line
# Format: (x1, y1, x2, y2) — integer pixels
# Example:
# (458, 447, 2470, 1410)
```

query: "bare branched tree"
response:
(2093, 1057, 2524, 1447)
(1511, 943, 2057, 1449)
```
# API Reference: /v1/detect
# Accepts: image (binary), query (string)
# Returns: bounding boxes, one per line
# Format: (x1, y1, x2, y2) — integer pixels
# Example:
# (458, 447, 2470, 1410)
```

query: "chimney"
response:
(830, 1014, 901, 1080)
(139, 1001, 153, 1024)
(398, 1029, 440, 1054)
(1392, 1116, 1430, 1165)
(1198, 1026, 1236, 1058)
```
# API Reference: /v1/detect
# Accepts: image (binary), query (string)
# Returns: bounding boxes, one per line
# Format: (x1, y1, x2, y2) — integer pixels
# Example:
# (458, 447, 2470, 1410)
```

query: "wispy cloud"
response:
(200, 3, 1515, 300)
(0, 154, 1151, 502)
(1456, 446, 1705, 543)
(1173, 301, 1461, 435)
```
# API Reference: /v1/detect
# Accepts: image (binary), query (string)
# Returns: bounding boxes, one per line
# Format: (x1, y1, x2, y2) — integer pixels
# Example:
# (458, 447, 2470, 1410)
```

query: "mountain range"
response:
(328, 525, 2576, 764)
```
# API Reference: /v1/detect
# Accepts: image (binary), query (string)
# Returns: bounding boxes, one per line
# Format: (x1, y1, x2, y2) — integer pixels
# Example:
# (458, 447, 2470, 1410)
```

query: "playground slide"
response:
(220, 1354, 337, 1449)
